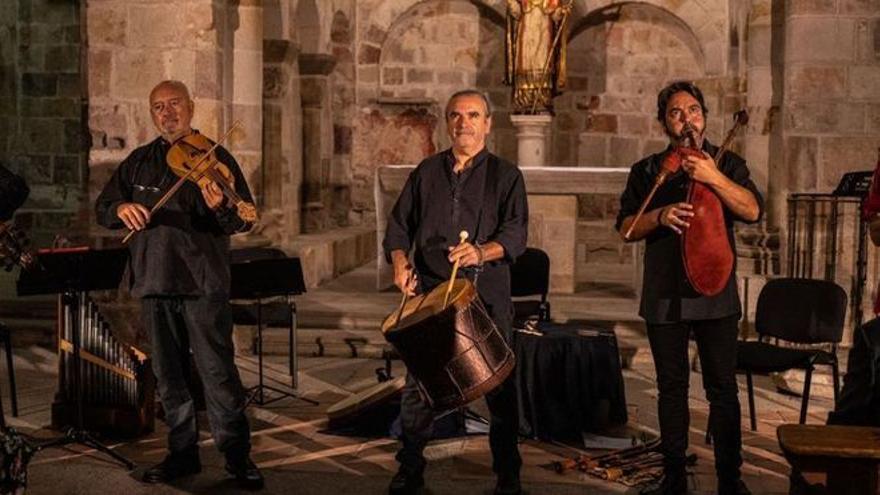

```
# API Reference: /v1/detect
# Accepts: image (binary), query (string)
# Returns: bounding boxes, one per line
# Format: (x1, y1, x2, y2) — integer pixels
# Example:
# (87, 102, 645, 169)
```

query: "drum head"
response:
(326, 376, 406, 423)
(381, 279, 474, 334)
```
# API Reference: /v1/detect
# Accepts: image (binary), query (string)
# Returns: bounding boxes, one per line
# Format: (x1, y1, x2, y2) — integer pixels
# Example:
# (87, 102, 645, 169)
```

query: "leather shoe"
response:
(494, 471, 522, 495)
(142, 447, 201, 484)
(640, 472, 688, 495)
(388, 466, 424, 495)
(225, 456, 264, 490)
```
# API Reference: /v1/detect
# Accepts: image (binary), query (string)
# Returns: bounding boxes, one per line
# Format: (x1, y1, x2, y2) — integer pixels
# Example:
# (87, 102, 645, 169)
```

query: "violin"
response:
(121, 122, 256, 243)
(166, 132, 257, 223)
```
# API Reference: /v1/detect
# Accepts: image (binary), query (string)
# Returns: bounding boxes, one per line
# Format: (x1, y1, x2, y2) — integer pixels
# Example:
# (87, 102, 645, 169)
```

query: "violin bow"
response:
(121, 120, 242, 244)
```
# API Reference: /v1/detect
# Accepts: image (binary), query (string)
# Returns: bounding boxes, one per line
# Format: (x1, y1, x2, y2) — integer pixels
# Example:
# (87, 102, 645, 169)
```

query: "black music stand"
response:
(230, 257, 318, 407)
(17, 248, 134, 469)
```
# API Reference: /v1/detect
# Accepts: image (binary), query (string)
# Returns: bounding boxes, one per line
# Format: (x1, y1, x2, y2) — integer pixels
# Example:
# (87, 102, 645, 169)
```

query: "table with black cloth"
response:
(514, 321, 628, 443)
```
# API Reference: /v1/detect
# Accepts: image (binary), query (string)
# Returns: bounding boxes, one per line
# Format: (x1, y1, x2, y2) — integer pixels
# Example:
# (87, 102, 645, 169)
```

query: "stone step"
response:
(288, 225, 377, 289)
(239, 323, 649, 367)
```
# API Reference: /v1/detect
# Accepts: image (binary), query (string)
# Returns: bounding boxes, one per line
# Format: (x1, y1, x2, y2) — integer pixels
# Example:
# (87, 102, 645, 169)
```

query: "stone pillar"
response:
(299, 53, 336, 233)
(226, 2, 263, 205)
(510, 114, 552, 168)
(262, 38, 302, 245)
(511, 113, 575, 293)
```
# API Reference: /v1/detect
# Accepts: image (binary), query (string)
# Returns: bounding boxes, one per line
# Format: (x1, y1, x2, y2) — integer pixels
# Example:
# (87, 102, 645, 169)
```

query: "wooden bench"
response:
(778, 424, 880, 494)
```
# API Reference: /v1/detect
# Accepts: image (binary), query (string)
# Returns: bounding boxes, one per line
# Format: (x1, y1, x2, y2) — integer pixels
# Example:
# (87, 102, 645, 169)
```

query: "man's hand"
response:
(201, 181, 225, 210)
(681, 152, 723, 186)
(448, 242, 483, 268)
(659, 202, 695, 235)
(391, 250, 418, 296)
(116, 202, 151, 231)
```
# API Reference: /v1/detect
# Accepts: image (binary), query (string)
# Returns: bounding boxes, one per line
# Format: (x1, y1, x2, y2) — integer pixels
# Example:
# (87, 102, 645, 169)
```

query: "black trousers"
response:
(397, 371, 521, 476)
(142, 296, 251, 459)
(647, 315, 742, 483)
(828, 317, 880, 426)
(396, 310, 521, 477)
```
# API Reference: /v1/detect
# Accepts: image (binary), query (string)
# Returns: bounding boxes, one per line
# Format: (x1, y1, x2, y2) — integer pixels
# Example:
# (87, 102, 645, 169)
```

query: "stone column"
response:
(510, 114, 553, 168)
(226, 2, 263, 206)
(299, 53, 336, 233)
(511, 114, 575, 293)
(263, 39, 302, 245)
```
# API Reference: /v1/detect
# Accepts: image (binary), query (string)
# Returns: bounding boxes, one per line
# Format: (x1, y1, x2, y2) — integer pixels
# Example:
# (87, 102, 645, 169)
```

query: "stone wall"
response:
(0, 0, 87, 251)
(781, 0, 879, 199)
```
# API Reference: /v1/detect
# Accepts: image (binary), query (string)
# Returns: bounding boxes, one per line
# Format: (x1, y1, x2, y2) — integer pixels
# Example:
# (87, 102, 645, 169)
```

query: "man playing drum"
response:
(383, 89, 529, 495)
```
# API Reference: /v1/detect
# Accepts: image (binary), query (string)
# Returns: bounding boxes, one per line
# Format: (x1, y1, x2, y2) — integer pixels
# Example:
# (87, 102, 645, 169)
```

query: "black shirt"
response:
(615, 141, 764, 324)
(95, 134, 254, 298)
(383, 148, 529, 328)
(0, 164, 29, 222)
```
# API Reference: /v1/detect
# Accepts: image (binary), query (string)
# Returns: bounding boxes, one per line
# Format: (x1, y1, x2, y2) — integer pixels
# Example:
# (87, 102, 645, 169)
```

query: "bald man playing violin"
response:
(95, 80, 262, 489)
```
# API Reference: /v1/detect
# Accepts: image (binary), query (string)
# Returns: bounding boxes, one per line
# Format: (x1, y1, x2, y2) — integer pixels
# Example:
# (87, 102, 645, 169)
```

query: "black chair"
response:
(510, 247, 551, 324)
(736, 278, 847, 430)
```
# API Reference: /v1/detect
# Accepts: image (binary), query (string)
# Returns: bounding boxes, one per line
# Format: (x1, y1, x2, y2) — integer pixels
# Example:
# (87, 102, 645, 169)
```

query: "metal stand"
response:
(245, 297, 318, 407)
(36, 292, 133, 469)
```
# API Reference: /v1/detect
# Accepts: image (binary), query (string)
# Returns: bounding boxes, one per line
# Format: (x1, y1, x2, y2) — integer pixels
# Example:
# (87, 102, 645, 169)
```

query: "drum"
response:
(326, 376, 406, 428)
(381, 278, 515, 412)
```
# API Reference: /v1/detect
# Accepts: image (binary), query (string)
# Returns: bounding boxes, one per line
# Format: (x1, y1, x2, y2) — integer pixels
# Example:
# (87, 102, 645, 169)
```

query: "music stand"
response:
(17, 247, 134, 469)
(230, 257, 318, 407)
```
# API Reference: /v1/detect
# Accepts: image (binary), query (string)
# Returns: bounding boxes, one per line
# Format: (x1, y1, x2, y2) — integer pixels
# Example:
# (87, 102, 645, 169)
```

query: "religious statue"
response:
(505, 0, 571, 114)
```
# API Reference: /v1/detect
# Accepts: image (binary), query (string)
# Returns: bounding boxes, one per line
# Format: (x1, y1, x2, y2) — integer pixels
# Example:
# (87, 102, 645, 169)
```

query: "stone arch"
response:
(559, 1, 707, 167)
(575, 0, 726, 75)
(570, 2, 705, 72)
(376, 0, 512, 154)
(363, 0, 507, 43)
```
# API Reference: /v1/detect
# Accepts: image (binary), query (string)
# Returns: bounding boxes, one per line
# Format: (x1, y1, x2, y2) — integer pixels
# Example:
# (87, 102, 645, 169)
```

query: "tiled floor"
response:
(1, 263, 836, 494)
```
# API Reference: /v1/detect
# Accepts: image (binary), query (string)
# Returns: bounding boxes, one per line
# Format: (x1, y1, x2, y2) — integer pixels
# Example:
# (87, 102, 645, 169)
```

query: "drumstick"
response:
(443, 230, 469, 308)
(394, 271, 412, 328)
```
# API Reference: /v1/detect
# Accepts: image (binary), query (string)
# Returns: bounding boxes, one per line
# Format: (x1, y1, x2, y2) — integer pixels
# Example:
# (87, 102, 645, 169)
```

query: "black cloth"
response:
(383, 147, 527, 477)
(143, 297, 250, 458)
(0, 164, 29, 222)
(648, 315, 742, 484)
(382, 148, 528, 322)
(615, 141, 764, 324)
(514, 323, 627, 442)
(397, 370, 521, 476)
(828, 317, 880, 426)
(95, 133, 254, 298)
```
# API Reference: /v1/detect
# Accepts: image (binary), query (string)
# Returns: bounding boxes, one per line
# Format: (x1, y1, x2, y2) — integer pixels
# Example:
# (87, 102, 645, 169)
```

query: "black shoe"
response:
(640, 472, 688, 495)
(388, 466, 424, 495)
(142, 447, 201, 484)
(719, 479, 751, 495)
(225, 457, 264, 490)
(494, 472, 522, 495)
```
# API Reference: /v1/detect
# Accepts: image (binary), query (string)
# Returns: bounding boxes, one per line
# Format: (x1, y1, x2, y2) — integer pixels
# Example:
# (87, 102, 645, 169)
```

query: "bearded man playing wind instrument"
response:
(95, 80, 262, 489)
(617, 81, 762, 495)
